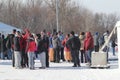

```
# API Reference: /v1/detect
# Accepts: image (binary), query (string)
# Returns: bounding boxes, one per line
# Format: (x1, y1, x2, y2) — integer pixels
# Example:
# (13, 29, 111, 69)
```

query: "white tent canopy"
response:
(0, 22, 21, 35)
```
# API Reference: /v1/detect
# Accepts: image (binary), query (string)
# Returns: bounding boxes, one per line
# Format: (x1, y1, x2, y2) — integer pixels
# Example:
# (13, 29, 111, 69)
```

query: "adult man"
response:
(6, 29, 16, 67)
(14, 31, 22, 69)
(67, 31, 81, 67)
(52, 33, 61, 63)
(103, 30, 110, 62)
(58, 31, 65, 61)
(41, 30, 49, 67)
(93, 32, 99, 52)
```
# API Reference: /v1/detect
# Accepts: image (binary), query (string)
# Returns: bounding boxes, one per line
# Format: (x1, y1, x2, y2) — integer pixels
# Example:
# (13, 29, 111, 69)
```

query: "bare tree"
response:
(0, 0, 119, 35)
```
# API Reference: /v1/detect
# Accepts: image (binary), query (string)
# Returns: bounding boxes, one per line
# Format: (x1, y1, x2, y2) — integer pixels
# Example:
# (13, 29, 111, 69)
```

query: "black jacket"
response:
(37, 37, 48, 53)
(111, 40, 117, 47)
(1, 38, 7, 52)
(66, 36, 81, 51)
(14, 36, 21, 51)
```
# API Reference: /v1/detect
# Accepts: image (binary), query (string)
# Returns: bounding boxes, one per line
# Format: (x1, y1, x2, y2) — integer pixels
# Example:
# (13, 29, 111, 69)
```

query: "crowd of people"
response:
(0, 29, 117, 70)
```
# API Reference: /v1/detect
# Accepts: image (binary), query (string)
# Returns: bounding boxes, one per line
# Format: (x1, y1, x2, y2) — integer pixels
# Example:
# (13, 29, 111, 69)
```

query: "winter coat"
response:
(6, 34, 15, 49)
(27, 40, 36, 52)
(111, 40, 117, 47)
(58, 34, 64, 48)
(99, 36, 104, 46)
(103, 32, 109, 47)
(24, 29, 31, 40)
(66, 36, 81, 51)
(49, 37, 53, 48)
(42, 35, 49, 50)
(1, 38, 7, 52)
(52, 36, 61, 49)
(62, 38, 70, 52)
(37, 38, 47, 53)
(14, 36, 22, 51)
(103, 32, 109, 43)
(93, 34, 99, 46)
(84, 32, 94, 51)
(21, 36, 27, 50)
(79, 35, 85, 50)
(6, 38, 11, 49)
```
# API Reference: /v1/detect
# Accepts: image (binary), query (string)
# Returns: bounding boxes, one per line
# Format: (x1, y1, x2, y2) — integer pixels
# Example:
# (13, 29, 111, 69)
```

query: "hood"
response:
(86, 32, 92, 38)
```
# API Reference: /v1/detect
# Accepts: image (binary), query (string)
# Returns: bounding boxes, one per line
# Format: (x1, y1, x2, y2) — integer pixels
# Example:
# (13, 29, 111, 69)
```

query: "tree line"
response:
(0, 0, 119, 35)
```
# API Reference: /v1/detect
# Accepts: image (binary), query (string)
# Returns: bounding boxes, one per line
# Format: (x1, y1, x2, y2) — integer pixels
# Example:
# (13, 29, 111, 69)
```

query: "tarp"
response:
(0, 22, 21, 35)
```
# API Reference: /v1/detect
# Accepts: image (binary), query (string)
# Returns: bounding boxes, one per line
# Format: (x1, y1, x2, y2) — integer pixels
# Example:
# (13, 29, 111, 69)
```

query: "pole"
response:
(56, 0, 59, 32)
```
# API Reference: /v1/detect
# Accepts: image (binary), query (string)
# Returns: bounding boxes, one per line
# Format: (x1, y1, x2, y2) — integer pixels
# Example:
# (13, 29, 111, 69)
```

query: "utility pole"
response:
(56, 0, 59, 32)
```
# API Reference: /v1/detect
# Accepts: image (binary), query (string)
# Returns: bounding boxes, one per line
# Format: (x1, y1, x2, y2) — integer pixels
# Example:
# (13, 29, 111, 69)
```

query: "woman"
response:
(84, 32, 94, 65)
(62, 34, 72, 62)
(27, 35, 36, 70)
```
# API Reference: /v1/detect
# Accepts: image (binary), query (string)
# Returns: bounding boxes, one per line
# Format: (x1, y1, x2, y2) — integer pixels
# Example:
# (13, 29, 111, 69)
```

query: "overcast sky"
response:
(76, 0, 120, 14)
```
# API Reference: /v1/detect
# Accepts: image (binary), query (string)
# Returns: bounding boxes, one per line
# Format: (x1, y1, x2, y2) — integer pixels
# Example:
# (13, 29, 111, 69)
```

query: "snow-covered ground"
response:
(0, 50, 119, 80)
(0, 60, 119, 80)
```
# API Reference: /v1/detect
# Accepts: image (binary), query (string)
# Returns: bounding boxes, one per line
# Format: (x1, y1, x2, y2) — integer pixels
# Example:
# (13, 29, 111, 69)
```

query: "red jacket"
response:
(27, 41, 36, 52)
(24, 29, 31, 40)
(21, 35, 27, 50)
(84, 32, 94, 51)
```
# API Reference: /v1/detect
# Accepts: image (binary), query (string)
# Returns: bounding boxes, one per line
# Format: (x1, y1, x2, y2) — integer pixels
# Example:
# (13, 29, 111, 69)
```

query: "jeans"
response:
(1, 52, 4, 59)
(7, 49, 12, 59)
(112, 47, 115, 56)
(86, 49, 93, 63)
(27, 52, 35, 69)
(80, 50, 87, 63)
(14, 51, 21, 68)
(38, 52, 46, 67)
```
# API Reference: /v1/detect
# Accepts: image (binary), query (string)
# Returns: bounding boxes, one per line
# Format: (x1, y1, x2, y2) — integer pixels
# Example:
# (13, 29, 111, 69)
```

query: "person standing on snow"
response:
(66, 31, 81, 67)
(111, 39, 117, 56)
(62, 34, 72, 62)
(6, 29, 16, 67)
(37, 31, 48, 69)
(52, 32, 61, 63)
(84, 32, 94, 65)
(93, 32, 99, 52)
(79, 32, 86, 63)
(103, 30, 109, 62)
(14, 31, 22, 69)
(41, 30, 49, 67)
(58, 31, 65, 62)
(26, 35, 36, 70)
